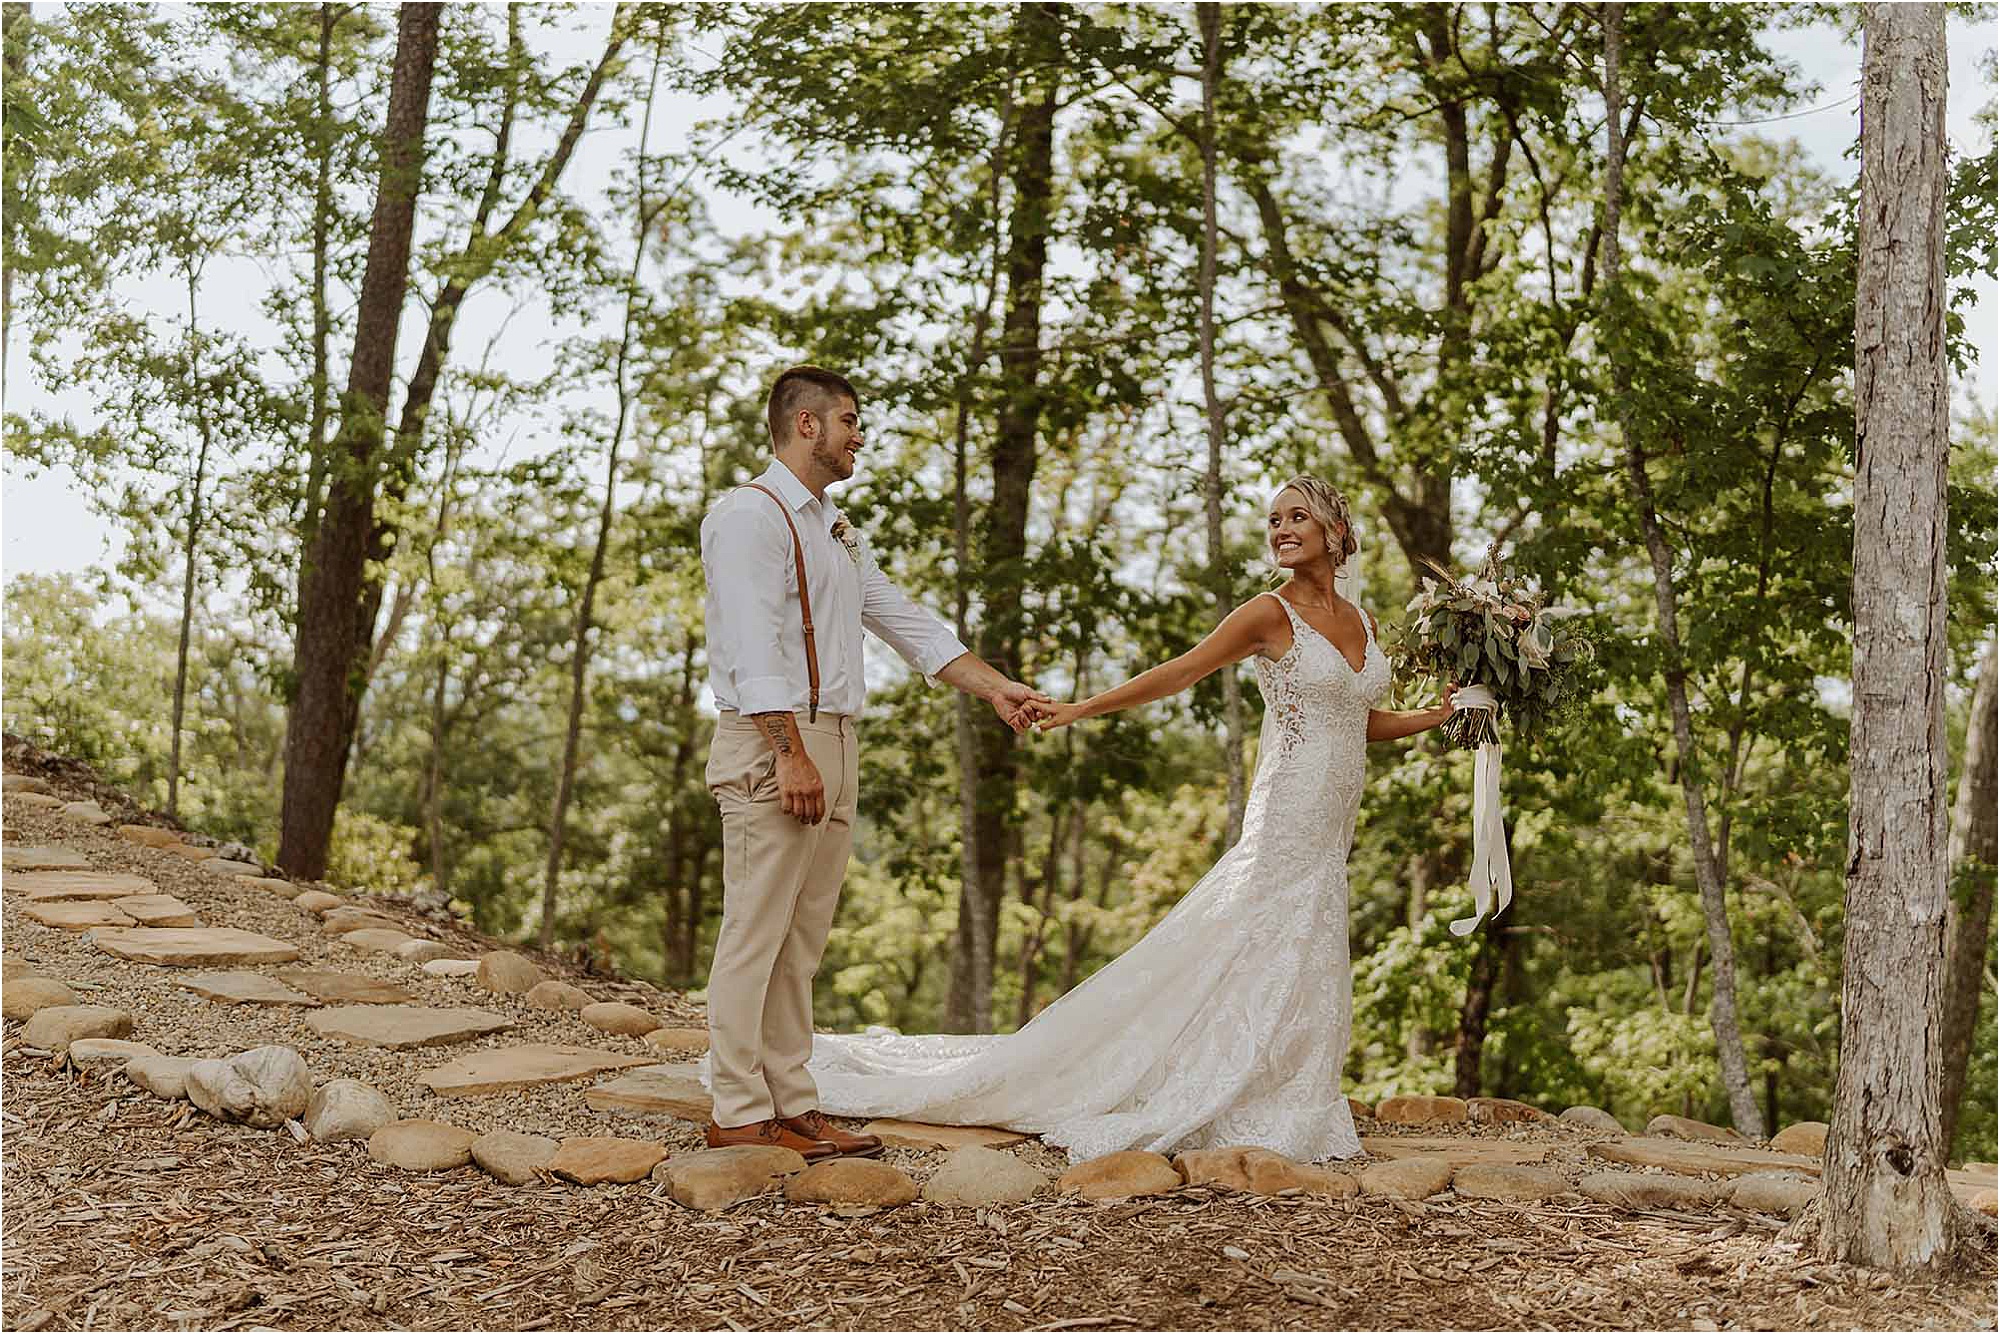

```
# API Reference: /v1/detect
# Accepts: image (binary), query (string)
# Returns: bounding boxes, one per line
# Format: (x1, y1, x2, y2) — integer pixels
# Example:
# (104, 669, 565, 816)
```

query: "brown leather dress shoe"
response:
(779, 1110, 884, 1159)
(705, 1117, 838, 1161)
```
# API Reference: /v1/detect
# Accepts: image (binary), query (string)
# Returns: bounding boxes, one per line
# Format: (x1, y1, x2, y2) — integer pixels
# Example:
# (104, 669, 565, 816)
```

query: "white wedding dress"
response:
(808, 592, 1389, 1163)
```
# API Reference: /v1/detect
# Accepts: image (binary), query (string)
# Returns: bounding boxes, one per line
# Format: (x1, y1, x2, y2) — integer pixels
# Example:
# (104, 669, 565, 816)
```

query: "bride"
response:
(807, 475, 1458, 1163)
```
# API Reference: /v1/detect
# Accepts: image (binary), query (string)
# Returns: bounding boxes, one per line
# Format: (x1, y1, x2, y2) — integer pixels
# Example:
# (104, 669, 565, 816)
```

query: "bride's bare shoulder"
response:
(1229, 591, 1292, 660)
(1237, 590, 1289, 624)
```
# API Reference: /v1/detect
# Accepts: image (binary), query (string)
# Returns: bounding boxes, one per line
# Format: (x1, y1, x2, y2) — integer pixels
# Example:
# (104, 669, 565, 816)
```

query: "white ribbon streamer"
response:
(1447, 684, 1513, 937)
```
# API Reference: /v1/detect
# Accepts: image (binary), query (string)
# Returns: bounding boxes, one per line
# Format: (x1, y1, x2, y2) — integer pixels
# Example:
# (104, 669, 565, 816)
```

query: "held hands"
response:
(991, 679, 1057, 734)
(1034, 701, 1087, 732)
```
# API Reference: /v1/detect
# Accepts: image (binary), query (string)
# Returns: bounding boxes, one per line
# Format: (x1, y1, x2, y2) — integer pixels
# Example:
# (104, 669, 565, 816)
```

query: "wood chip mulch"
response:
(3, 740, 1996, 1331)
(4, 1053, 1995, 1332)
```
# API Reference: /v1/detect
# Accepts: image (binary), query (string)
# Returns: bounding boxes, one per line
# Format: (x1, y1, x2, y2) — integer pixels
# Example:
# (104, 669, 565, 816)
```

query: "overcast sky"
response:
(4, 9, 1994, 590)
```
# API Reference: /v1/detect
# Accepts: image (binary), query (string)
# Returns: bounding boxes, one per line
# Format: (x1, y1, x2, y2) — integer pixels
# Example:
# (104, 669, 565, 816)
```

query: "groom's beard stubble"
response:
(813, 437, 853, 482)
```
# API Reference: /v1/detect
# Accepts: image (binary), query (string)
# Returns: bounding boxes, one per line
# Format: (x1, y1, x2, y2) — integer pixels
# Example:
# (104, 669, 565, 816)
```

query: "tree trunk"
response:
(539, 22, 661, 951)
(948, 111, 1008, 1037)
(1600, 2, 1764, 1138)
(348, 10, 620, 704)
(1197, 2, 1246, 848)
(1452, 917, 1508, 1099)
(947, 3, 1058, 1035)
(167, 270, 214, 821)
(1821, 0, 1956, 1271)
(1940, 641, 1997, 1153)
(300, 1, 339, 553)
(277, 1, 441, 879)
(419, 430, 466, 900)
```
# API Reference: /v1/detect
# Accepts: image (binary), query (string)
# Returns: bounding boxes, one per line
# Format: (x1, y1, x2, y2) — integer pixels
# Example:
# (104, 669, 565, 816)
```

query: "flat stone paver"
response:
(10, 872, 157, 901)
(582, 1065, 711, 1121)
(117, 825, 180, 848)
(112, 894, 201, 928)
(9, 793, 63, 809)
(1583, 1136, 1995, 1206)
(339, 928, 416, 955)
(22, 900, 134, 929)
(418, 1043, 654, 1097)
(322, 908, 406, 936)
(161, 843, 217, 861)
(274, 970, 415, 1005)
(235, 876, 301, 898)
(305, 1005, 513, 1050)
(2, 847, 90, 871)
(642, 1027, 709, 1058)
(176, 971, 320, 1007)
(91, 927, 302, 967)
(862, 1119, 1029, 1151)
(1586, 1137, 1819, 1179)
(1375, 1095, 1470, 1126)
(1358, 1136, 1553, 1167)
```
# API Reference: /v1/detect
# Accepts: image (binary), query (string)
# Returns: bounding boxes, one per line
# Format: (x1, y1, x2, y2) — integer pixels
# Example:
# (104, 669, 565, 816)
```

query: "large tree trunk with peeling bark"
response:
(1940, 642, 1996, 1154)
(1600, 2, 1764, 1139)
(1821, 0, 1958, 1271)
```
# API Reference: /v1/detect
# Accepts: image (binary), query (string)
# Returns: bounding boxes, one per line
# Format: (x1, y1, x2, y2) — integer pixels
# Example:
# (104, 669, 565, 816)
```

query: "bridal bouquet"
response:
(1394, 549, 1591, 936)
(1395, 552, 1592, 750)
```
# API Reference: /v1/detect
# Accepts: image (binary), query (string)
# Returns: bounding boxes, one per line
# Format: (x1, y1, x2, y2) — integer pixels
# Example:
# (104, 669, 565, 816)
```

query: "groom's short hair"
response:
(767, 365, 859, 448)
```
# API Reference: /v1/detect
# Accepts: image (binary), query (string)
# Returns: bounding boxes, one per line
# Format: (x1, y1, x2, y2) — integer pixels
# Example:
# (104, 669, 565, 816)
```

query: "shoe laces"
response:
(791, 1110, 830, 1136)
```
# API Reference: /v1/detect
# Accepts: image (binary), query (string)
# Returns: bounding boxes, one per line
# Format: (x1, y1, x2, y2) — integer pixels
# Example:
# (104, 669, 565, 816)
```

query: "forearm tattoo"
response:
(756, 714, 794, 755)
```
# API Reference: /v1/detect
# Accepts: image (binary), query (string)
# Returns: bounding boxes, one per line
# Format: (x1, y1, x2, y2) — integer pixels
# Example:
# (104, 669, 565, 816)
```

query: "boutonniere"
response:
(829, 517, 861, 564)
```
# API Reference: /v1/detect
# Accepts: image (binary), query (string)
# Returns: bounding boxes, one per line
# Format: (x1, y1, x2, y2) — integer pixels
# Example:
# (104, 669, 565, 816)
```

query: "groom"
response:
(698, 365, 1050, 1160)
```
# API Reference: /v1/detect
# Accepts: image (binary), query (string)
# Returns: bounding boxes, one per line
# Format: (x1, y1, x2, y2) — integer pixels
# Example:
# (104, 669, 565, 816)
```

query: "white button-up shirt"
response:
(700, 460, 968, 718)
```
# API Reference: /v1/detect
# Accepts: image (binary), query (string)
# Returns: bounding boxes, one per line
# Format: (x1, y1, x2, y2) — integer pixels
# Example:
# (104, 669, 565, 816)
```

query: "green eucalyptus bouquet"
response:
(1394, 550, 1592, 750)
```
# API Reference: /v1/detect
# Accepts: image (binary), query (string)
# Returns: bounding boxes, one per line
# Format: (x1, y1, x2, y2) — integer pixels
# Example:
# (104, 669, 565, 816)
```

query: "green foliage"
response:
(5, 3, 1996, 1165)
(325, 808, 426, 896)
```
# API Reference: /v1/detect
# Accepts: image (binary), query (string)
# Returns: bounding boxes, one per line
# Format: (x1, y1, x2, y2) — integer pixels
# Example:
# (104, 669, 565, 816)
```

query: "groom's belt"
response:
(718, 708, 854, 736)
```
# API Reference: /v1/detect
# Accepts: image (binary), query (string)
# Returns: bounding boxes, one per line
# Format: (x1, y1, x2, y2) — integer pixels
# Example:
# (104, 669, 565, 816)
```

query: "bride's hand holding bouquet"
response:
(1394, 550, 1591, 748)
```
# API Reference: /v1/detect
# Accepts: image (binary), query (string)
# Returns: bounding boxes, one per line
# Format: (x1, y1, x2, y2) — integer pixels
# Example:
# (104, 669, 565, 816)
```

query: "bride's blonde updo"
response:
(1272, 474, 1358, 567)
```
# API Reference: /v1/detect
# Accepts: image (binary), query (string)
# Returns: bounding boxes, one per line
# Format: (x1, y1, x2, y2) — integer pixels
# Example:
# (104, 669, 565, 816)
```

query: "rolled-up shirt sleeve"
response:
(700, 499, 796, 716)
(857, 534, 967, 679)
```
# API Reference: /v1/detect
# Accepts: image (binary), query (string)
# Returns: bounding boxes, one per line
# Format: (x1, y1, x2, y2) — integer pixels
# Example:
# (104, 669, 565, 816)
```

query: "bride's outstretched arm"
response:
(1367, 684, 1457, 742)
(1039, 596, 1283, 729)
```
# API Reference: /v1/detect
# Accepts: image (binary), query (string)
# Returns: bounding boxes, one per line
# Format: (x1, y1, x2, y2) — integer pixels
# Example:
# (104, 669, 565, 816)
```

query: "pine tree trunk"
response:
(1940, 641, 1997, 1153)
(1601, 2, 1764, 1138)
(947, 3, 1058, 1034)
(277, 1, 441, 879)
(1821, 0, 1957, 1271)
(1197, 2, 1246, 848)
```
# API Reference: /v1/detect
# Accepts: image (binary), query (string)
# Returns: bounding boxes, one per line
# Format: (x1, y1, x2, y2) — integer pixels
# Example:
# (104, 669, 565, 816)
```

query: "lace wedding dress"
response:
(808, 592, 1390, 1163)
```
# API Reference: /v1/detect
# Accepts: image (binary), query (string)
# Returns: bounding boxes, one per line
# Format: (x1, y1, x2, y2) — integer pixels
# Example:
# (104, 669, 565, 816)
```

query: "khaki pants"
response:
(704, 709, 859, 1127)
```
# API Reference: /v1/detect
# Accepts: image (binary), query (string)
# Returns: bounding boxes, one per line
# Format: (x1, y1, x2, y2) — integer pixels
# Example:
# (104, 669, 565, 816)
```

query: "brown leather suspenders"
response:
(738, 483, 820, 723)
